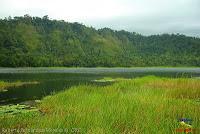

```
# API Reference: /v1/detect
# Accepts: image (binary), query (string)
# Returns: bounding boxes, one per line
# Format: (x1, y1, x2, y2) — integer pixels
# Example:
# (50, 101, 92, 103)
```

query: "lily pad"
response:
(0, 104, 39, 116)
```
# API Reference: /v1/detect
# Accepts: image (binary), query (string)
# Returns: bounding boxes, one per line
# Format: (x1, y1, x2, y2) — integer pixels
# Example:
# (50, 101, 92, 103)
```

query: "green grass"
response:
(0, 81, 39, 92)
(0, 76, 200, 133)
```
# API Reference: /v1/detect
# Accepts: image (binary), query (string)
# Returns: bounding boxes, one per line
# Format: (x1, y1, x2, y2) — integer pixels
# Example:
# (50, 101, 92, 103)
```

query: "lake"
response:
(0, 67, 200, 105)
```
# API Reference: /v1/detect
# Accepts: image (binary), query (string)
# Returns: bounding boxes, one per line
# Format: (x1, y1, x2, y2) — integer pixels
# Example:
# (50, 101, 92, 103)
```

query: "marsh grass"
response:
(0, 76, 200, 133)
(145, 77, 200, 99)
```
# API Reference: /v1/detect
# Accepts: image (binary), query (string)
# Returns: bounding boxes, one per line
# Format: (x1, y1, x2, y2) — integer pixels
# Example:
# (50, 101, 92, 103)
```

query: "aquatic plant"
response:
(0, 104, 38, 116)
(0, 81, 39, 92)
(92, 77, 130, 82)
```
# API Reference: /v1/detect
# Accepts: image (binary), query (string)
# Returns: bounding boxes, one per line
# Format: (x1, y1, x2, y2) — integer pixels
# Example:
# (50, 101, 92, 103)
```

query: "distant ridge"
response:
(0, 15, 199, 67)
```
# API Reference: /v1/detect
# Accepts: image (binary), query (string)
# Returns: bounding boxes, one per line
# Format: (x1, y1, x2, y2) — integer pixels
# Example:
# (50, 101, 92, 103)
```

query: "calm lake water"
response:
(0, 67, 200, 105)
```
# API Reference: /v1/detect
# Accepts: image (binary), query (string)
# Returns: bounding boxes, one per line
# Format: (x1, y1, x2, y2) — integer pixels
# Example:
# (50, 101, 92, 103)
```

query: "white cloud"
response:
(0, 0, 199, 36)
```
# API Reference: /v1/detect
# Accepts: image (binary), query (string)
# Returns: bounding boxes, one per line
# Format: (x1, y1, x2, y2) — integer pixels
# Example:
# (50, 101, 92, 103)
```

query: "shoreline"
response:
(0, 67, 199, 74)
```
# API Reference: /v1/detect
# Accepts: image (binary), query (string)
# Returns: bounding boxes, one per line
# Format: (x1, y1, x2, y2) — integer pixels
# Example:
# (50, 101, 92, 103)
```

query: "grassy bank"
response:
(0, 76, 200, 133)
(0, 81, 39, 92)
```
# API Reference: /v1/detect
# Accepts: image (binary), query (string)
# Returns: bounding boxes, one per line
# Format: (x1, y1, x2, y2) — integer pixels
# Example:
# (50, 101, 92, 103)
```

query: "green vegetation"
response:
(0, 81, 39, 92)
(0, 76, 199, 133)
(0, 104, 38, 116)
(0, 15, 200, 67)
(92, 77, 129, 82)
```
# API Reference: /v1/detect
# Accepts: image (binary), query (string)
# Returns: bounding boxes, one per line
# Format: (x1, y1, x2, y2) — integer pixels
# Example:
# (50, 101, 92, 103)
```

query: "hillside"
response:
(0, 15, 200, 67)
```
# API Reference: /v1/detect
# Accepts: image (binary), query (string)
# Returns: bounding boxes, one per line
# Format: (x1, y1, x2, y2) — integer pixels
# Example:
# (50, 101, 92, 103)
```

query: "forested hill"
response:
(0, 15, 200, 67)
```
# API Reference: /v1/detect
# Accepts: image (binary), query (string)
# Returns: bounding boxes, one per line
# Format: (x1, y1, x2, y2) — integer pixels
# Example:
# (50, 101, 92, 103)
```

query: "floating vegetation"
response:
(92, 78, 116, 82)
(0, 81, 39, 92)
(0, 104, 39, 116)
(0, 89, 8, 92)
(92, 77, 130, 82)
(35, 100, 42, 103)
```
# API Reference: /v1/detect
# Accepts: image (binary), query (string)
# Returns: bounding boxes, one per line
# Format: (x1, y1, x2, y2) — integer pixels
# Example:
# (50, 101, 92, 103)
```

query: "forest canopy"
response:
(0, 15, 199, 67)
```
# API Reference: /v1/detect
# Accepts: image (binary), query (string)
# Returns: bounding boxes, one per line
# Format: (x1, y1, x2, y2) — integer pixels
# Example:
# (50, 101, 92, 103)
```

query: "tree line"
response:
(0, 15, 199, 67)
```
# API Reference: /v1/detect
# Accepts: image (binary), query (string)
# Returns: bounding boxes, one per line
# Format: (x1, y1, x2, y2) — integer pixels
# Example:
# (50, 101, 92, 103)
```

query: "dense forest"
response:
(0, 15, 199, 67)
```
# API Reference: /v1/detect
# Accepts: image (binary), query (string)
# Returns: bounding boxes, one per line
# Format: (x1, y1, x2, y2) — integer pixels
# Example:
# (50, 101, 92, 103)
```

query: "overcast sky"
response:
(0, 0, 199, 37)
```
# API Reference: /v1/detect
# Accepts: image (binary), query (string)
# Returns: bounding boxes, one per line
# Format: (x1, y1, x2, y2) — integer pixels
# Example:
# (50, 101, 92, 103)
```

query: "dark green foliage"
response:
(0, 15, 199, 67)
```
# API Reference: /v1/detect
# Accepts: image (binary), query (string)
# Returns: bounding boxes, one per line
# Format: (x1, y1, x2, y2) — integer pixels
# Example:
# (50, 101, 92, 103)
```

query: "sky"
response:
(0, 0, 199, 37)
